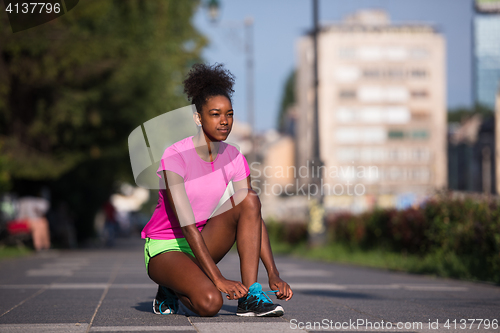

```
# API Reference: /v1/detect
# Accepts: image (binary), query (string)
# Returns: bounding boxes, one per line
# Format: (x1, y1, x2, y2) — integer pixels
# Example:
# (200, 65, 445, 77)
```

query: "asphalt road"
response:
(0, 237, 499, 333)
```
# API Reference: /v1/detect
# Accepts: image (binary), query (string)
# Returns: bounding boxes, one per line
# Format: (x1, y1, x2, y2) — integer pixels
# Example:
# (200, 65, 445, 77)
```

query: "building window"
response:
(411, 69, 427, 78)
(387, 69, 404, 78)
(337, 107, 356, 123)
(363, 69, 380, 78)
(410, 168, 431, 182)
(420, 168, 431, 182)
(386, 87, 409, 102)
(411, 90, 428, 98)
(338, 48, 356, 59)
(336, 129, 359, 143)
(412, 130, 429, 139)
(413, 149, 422, 161)
(339, 90, 356, 99)
(361, 68, 428, 80)
(359, 86, 383, 102)
(412, 148, 430, 161)
(358, 86, 409, 102)
(388, 167, 402, 180)
(411, 111, 430, 121)
(336, 127, 385, 143)
(389, 149, 399, 160)
(363, 128, 386, 143)
(388, 130, 405, 139)
(360, 148, 385, 162)
(385, 47, 408, 61)
(359, 47, 383, 61)
(337, 148, 359, 162)
(385, 107, 411, 123)
(334, 67, 360, 82)
(410, 48, 429, 59)
(359, 107, 382, 123)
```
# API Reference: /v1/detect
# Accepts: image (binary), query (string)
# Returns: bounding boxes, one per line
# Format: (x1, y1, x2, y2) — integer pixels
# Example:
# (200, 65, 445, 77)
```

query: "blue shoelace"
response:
(158, 300, 178, 315)
(158, 287, 179, 315)
(246, 283, 279, 304)
(259, 290, 279, 303)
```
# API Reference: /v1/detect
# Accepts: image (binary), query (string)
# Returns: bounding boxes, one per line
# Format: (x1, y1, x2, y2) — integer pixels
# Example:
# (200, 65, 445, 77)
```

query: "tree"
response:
(0, 0, 207, 241)
(447, 103, 494, 123)
(0, 140, 10, 193)
(277, 70, 295, 133)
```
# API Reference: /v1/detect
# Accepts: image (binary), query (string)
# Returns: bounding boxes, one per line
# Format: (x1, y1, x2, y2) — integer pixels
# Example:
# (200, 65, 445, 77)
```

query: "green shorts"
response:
(144, 237, 195, 273)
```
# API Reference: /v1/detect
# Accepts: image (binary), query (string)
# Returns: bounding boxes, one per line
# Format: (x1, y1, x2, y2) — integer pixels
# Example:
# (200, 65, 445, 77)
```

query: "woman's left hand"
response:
(269, 274, 293, 301)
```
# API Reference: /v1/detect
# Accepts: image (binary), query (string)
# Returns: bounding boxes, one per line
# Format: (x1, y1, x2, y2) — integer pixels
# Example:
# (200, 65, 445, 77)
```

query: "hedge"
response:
(267, 194, 500, 283)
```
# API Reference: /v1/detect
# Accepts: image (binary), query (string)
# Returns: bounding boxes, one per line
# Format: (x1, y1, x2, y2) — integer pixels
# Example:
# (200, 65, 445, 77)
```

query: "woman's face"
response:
(198, 95, 233, 142)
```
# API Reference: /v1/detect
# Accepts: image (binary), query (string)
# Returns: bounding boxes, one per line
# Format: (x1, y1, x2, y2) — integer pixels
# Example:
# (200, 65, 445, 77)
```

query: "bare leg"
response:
(148, 252, 223, 317)
(147, 189, 262, 316)
(40, 218, 51, 249)
(29, 218, 51, 251)
(201, 189, 262, 287)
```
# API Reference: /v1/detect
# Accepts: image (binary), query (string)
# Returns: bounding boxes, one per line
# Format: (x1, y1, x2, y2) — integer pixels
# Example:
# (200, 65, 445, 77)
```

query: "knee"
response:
(240, 189, 261, 212)
(194, 289, 223, 317)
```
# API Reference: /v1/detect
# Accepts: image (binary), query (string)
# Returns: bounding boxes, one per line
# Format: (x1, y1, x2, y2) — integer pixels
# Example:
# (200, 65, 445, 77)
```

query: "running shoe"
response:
(236, 282, 284, 317)
(153, 285, 179, 315)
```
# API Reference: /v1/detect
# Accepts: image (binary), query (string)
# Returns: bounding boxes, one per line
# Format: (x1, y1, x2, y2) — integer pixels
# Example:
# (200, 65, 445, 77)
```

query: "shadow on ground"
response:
(299, 290, 377, 299)
(132, 302, 238, 316)
(133, 302, 152, 313)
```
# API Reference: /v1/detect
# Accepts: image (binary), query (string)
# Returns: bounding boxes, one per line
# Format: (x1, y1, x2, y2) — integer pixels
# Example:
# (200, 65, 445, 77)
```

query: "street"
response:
(0, 238, 499, 333)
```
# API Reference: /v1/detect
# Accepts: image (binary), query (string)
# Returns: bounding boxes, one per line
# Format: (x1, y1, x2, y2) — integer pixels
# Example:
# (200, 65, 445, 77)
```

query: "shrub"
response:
(323, 194, 500, 283)
(265, 220, 308, 245)
(269, 194, 500, 283)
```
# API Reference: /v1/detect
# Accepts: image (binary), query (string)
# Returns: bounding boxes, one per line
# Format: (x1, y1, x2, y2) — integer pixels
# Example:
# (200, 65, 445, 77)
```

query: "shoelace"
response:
(158, 287, 179, 315)
(252, 289, 279, 304)
(158, 299, 178, 315)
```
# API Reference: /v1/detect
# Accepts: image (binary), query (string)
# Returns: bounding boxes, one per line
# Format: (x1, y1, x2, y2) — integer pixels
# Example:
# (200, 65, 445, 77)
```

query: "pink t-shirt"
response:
(141, 136, 250, 240)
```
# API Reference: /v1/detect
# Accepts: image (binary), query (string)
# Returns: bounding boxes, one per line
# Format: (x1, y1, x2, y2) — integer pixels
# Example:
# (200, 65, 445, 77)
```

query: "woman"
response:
(17, 196, 51, 251)
(142, 63, 293, 317)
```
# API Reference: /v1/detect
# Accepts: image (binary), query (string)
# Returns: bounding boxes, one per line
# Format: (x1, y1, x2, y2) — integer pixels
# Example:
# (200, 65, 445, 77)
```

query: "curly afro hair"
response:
(183, 63, 235, 114)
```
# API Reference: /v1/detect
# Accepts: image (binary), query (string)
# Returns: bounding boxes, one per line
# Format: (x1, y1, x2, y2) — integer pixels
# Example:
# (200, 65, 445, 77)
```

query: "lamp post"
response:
(245, 17, 255, 163)
(206, 0, 220, 24)
(308, 0, 326, 247)
(203, 1, 255, 162)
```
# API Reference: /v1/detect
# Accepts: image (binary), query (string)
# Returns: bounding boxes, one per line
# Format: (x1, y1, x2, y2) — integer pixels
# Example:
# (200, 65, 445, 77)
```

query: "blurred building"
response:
(448, 114, 495, 194)
(295, 10, 446, 210)
(474, 0, 500, 109)
(226, 119, 253, 156)
(253, 130, 307, 222)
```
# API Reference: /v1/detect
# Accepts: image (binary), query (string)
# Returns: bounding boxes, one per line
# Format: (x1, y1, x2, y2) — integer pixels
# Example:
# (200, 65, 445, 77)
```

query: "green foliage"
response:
(0, 246, 32, 260)
(1, 0, 206, 179)
(0, 140, 11, 194)
(447, 103, 494, 123)
(266, 219, 308, 245)
(277, 70, 295, 133)
(0, 0, 207, 240)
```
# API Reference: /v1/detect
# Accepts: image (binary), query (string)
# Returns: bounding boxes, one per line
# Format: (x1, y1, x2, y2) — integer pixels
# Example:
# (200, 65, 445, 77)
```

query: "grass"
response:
(0, 246, 33, 260)
(271, 240, 418, 271)
(269, 239, 498, 283)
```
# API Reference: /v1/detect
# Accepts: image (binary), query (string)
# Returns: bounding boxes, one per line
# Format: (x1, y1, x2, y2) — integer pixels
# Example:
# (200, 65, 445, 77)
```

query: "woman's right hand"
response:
(214, 277, 248, 300)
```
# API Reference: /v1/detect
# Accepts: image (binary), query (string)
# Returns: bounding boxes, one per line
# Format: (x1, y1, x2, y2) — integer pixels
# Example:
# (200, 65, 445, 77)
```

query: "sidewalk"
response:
(1, 237, 499, 333)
